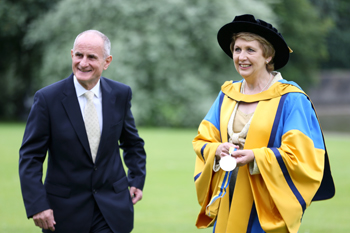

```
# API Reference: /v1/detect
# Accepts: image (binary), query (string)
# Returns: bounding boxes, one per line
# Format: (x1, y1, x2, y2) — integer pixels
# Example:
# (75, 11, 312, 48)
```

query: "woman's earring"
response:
(266, 60, 269, 64)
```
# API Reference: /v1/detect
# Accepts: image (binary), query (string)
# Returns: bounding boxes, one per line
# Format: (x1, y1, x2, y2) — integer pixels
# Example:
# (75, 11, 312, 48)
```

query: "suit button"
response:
(93, 189, 97, 194)
(94, 166, 97, 171)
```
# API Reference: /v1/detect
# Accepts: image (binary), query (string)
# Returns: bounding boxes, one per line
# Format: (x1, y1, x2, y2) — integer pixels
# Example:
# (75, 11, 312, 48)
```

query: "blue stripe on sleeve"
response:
(201, 143, 208, 161)
(218, 92, 224, 122)
(271, 147, 306, 213)
(281, 93, 325, 150)
(267, 94, 307, 214)
(213, 220, 217, 233)
(204, 91, 225, 132)
(268, 92, 325, 150)
(268, 94, 288, 147)
(247, 203, 265, 233)
(246, 202, 257, 233)
(194, 172, 202, 182)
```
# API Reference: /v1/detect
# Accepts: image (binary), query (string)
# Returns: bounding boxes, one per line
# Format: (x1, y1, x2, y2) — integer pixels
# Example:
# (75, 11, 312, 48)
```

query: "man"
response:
(19, 30, 146, 233)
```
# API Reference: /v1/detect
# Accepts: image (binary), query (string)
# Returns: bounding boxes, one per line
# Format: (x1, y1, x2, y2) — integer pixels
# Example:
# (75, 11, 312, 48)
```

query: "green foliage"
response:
(1, 123, 348, 232)
(24, 0, 275, 127)
(0, 0, 59, 120)
(0, 0, 338, 126)
(272, 0, 333, 89)
(309, 0, 350, 69)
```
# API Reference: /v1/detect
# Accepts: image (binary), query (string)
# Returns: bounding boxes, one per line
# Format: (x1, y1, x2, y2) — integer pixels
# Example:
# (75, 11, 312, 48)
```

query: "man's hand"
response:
(129, 186, 143, 204)
(33, 209, 56, 231)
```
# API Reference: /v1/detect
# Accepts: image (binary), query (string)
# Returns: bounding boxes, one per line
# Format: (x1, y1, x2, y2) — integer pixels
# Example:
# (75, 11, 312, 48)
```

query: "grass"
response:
(0, 123, 348, 232)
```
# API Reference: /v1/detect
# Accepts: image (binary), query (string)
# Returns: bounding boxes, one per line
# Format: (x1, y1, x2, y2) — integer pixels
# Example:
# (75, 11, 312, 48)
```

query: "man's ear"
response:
(104, 55, 113, 70)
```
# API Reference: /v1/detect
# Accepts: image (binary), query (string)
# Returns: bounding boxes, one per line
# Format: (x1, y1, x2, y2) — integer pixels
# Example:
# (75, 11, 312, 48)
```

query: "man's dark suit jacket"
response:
(19, 74, 146, 233)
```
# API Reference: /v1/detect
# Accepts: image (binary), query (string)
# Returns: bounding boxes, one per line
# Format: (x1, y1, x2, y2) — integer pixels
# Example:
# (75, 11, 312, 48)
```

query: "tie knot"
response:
(85, 91, 95, 101)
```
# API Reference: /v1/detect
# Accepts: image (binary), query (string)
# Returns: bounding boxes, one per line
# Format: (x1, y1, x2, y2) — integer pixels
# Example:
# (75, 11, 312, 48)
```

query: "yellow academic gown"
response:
(193, 79, 335, 233)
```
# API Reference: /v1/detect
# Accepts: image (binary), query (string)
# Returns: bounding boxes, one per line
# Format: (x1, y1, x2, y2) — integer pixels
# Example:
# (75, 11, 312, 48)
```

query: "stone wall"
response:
(308, 70, 350, 132)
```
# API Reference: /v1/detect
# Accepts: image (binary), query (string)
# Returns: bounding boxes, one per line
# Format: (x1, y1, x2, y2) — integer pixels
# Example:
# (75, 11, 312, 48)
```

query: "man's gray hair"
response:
(73, 30, 111, 58)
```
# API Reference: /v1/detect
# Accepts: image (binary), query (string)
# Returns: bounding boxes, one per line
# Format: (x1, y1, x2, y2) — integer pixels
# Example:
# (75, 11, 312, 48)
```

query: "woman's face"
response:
(232, 38, 271, 80)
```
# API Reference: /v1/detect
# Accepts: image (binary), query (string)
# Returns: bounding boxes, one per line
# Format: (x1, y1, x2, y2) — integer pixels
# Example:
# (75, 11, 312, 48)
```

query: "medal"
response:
(219, 147, 237, 171)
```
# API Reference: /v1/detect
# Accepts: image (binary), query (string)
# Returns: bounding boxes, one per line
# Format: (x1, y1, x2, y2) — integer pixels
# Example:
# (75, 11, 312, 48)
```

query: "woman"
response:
(192, 14, 335, 233)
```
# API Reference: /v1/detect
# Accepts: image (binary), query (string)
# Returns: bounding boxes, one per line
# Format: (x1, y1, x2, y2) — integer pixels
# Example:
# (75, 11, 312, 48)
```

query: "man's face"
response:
(71, 33, 112, 90)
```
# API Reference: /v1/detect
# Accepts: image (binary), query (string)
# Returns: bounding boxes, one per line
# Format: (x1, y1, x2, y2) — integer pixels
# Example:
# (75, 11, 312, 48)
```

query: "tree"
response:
(24, 0, 276, 127)
(272, 0, 333, 89)
(0, 0, 59, 120)
(3, 0, 331, 126)
(309, 0, 350, 69)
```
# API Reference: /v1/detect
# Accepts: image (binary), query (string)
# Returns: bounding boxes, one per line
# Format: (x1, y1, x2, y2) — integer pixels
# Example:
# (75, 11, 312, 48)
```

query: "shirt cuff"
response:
(213, 156, 221, 172)
(249, 159, 260, 175)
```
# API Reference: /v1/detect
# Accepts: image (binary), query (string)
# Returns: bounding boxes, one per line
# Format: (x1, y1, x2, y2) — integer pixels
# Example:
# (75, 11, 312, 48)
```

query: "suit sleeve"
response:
(19, 91, 51, 218)
(119, 87, 146, 190)
(252, 93, 326, 232)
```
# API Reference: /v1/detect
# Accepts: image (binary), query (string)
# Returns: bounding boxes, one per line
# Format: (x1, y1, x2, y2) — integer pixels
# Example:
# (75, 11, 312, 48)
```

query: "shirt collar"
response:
(73, 75, 101, 98)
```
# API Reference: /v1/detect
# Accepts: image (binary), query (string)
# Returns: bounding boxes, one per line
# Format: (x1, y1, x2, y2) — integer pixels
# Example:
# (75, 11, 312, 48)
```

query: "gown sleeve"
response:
(192, 92, 225, 228)
(252, 92, 326, 232)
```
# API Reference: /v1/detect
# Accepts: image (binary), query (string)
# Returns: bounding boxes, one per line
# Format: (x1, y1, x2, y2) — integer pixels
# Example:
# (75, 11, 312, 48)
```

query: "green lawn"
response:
(0, 123, 348, 232)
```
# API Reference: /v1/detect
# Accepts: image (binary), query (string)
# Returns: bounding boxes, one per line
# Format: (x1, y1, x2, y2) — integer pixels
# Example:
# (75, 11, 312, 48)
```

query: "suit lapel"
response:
(61, 74, 91, 157)
(97, 77, 115, 161)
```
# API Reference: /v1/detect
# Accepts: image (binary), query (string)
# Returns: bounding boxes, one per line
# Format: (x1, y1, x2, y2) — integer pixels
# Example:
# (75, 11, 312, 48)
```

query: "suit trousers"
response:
(90, 201, 113, 233)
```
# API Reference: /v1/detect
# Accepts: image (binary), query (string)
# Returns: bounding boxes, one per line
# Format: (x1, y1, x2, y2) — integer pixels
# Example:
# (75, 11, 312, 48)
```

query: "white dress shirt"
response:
(73, 76, 103, 133)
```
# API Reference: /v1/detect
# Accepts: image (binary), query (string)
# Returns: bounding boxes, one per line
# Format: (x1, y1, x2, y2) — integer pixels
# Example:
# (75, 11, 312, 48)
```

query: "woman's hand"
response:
(215, 142, 239, 158)
(231, 149, 255, 167)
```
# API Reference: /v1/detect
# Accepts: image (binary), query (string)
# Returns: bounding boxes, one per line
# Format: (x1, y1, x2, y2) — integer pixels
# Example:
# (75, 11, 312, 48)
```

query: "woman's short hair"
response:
(230, 32, 275, 72)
